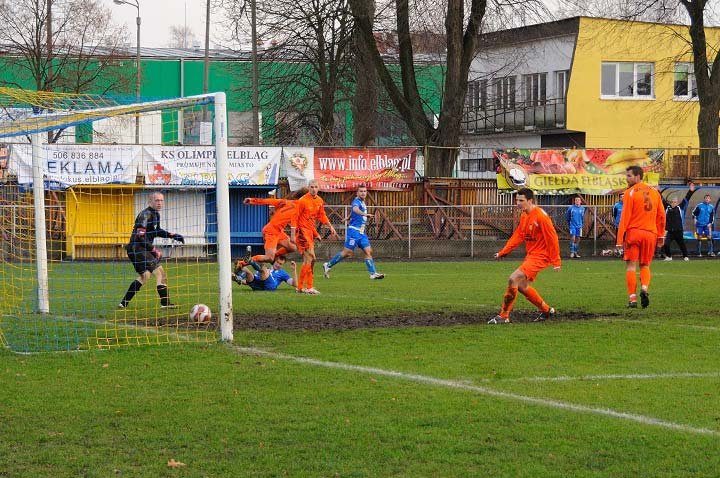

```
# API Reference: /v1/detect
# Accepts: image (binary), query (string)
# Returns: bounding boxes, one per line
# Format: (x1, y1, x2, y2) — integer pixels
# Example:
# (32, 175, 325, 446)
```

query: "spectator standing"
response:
(566, 196, 586, 258)
(662, 183, 694, 261)
(692, 193, 715, 257)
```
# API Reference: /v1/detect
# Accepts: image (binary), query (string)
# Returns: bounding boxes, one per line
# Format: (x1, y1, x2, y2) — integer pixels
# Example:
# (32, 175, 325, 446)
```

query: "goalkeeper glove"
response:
(151, 247, 163, 260)
(172, 233, 185, 244)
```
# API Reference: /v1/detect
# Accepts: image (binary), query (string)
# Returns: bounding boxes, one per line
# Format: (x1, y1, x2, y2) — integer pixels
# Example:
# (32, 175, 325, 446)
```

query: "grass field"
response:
(2, 258, 720, 477)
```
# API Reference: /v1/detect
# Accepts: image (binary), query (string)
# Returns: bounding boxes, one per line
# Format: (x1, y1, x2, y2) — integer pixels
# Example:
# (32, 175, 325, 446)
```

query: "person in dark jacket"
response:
(119, 192, 185, 309)
(662, 183, 694, 261)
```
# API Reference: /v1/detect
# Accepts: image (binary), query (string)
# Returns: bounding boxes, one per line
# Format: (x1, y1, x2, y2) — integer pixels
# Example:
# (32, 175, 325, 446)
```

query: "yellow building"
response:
(458, 17, 720, 177)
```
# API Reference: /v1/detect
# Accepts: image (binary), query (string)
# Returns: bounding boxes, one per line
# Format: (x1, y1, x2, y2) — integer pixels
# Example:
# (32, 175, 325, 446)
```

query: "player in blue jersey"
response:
(692, 193, 715, 257)
(323, 185, 385, 280)
(566, 196, 586, 258)
(612, 193, 624, 256)
(233, 256, 297, 291)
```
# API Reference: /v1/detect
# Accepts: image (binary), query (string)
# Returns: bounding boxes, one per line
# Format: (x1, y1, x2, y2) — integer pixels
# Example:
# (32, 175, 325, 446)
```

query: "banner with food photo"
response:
(495, 148, 664, 195)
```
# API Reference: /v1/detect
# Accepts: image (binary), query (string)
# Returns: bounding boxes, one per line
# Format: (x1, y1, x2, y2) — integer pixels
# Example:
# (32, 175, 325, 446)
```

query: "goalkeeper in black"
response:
(119, 192, 184, 309)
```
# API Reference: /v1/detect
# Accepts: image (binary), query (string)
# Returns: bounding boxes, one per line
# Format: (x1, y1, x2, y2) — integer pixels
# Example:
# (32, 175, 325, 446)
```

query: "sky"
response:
(109, 0, 213, 49)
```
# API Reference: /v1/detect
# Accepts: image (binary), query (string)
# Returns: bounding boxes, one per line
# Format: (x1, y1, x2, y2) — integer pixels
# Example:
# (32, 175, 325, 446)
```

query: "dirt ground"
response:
(229, 309, 612, 331)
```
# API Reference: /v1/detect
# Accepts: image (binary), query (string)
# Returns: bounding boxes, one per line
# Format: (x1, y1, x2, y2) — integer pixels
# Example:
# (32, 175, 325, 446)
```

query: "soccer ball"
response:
(190, 304, 212, 323)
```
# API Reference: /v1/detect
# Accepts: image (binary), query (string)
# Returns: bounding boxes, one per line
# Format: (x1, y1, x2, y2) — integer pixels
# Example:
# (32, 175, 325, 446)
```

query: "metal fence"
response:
(316, 204, 615, 260)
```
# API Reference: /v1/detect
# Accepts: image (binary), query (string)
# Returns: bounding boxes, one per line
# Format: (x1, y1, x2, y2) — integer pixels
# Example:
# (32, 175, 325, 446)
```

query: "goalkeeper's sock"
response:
(157, 284, 171, 306)
(120, 280, 143, 307)
(499, 286, 518, 318)
(249, 259, 262, 271)
(522, 286, 549, 312)
(639, 266, 651, 290)
(364, 258, 377, 274)
(625, 270, 637, 296)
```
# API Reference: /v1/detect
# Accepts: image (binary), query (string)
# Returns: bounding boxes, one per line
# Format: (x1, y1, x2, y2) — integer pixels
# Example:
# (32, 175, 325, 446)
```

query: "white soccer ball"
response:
(190, 304, 212, 323)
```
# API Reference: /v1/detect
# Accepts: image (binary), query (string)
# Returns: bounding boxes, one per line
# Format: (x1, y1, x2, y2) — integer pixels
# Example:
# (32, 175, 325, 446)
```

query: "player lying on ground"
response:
(232, 256, 297, 291)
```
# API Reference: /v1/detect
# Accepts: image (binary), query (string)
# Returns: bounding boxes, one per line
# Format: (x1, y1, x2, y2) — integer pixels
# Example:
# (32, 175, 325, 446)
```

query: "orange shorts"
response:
(262, 224, 289, 251)
(295, 227, 316, 254)
(519, 256, 552, 282)
(623, 228, 657, 266)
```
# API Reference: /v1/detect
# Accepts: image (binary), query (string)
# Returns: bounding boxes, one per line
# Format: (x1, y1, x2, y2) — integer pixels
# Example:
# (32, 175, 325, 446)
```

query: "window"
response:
(465, 79, 487, 110)
(494, 76, 516, 110)
(674, 62, 698, 99)
(601, 62, 654, 99)
(460, 157, 492, 172)
(522, 73, 547, 106)
(555, 70, 568, 101)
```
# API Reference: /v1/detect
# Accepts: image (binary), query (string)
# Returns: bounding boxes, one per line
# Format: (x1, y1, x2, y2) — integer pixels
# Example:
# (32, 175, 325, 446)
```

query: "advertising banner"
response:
(495, 148, 664, 195)
(11, 144, 141, 189)
(312, 147, 417, 191)
(143, 146, 281, 186)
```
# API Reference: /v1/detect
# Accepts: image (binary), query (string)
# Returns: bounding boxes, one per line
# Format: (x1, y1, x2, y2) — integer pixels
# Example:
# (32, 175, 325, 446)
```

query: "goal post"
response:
(0, 87, 235, 352)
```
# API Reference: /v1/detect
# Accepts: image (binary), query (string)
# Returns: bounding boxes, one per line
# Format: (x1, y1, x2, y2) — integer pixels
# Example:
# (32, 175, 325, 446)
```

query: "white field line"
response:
(598, 318, 720, 332)
(487, 371, 720, 383)
(232, 345, 719, 437)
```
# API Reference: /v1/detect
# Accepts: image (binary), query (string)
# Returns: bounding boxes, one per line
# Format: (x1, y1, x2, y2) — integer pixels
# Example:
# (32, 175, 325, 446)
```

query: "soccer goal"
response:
(0, 87, 234, 353)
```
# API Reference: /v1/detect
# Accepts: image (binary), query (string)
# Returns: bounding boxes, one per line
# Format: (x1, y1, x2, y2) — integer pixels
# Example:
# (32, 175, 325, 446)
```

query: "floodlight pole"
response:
(113, 0, 141, 144)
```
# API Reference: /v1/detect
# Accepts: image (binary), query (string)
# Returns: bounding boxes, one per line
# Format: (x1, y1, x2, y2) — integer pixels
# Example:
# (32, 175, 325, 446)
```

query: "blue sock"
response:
(365, 258, 376, 274)
(249, 260, 261, 271)
(327, 252, 344, 268)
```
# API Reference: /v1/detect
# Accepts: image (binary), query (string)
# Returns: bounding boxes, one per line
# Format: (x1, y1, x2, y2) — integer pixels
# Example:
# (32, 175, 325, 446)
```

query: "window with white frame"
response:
(674, 62, 698, 99)
(555, 70, 568, 101)
(465, 79, 488, 110)
(522, 73, 547, 106)
(494, 76, 516, 110)
(601, 62, 654, 98)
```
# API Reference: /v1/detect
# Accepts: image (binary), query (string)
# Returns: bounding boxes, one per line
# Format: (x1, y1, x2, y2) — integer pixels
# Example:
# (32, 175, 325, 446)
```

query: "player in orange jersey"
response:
(615, 165, 666, 309)
(243, 188, 308, 266)
(295, 180, 338, 294)
(489, 188, 561, 324)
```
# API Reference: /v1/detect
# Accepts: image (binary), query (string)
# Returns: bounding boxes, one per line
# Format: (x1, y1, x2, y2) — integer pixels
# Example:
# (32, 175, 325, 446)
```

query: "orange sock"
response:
(298, 264, 309, 289)
(275, 247, 289, 257)
(500, 286, 518, 318)
(625, 270, 637, 296)
(522, 286, 549, 312)
(306, 265, 315, 289)
(251, 254, 264, 263)
(639, 266, 651, 290)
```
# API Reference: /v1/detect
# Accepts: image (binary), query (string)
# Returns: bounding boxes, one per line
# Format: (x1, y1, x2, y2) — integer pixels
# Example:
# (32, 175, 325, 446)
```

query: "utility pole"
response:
(251, 0, 260, 144)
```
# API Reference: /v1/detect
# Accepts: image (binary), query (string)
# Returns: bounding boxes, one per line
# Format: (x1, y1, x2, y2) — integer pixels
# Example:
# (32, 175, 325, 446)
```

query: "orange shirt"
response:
(296, 192, 330, 231)
(498, 206, 561, 267)
(247, 198, 298, 229)
(616, 182, 666, 244)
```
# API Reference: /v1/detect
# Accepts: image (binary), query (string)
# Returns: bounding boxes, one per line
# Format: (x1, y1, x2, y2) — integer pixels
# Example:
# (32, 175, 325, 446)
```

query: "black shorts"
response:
(126, 246, 160, 275)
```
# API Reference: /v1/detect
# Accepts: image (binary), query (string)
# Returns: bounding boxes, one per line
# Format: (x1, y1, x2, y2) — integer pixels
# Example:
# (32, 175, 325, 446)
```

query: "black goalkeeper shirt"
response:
(127, 206, 171, 251)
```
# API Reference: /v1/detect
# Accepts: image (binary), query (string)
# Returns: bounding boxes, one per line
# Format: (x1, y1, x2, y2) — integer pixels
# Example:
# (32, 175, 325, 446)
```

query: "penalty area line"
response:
(232, 345, 719, 437)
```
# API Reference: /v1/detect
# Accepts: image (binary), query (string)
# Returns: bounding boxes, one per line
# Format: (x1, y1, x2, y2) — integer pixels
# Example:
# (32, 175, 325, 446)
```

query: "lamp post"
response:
(114, 0, 141, 144)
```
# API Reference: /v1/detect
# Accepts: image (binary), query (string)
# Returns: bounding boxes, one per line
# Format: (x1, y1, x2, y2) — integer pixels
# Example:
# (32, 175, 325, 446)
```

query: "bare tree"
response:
(168, 25, 199, 49)
(0, 0, 131, 142)
(217, 0, 356, 146)
(348, 0, 486, 176)
(681, 0, 720, 175)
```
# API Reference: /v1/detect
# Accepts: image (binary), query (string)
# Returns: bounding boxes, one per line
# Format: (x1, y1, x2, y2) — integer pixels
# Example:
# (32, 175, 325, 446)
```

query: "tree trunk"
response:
(351, 0, 378, 146)
(698, 104, 720, 176)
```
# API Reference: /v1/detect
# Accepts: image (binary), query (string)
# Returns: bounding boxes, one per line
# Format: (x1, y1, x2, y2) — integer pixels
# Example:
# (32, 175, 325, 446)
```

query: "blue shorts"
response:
(569, 226, 582, 237)
(696, 225, 712, 238)
(344, 228, 370, 250)
(247, 273, 280, 291)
